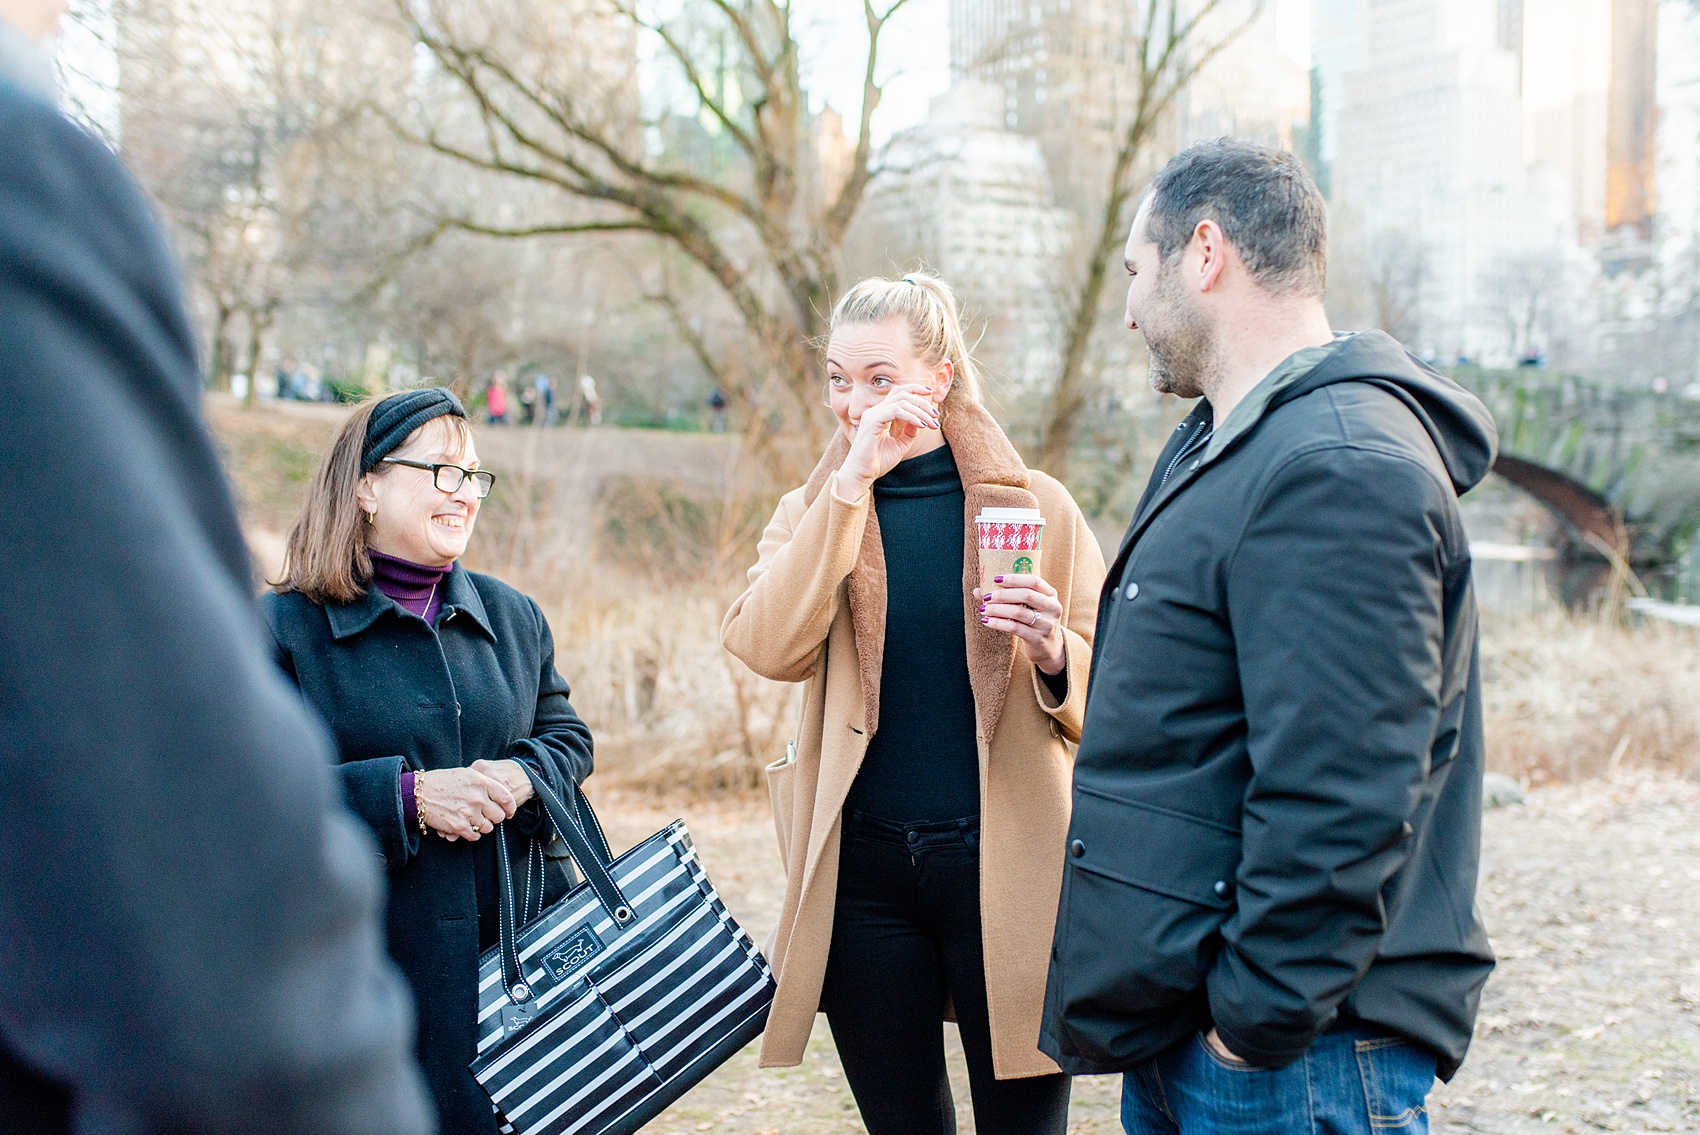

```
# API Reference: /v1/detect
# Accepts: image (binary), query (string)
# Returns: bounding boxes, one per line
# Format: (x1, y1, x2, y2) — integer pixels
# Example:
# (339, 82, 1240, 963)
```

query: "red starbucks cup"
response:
(975, 507, 1044, 591)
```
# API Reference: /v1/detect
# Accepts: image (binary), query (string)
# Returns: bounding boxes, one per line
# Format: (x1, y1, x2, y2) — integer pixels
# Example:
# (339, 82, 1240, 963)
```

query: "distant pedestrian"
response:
(519, 379, 536, 425)
(575, 373, 602, 426)
(536, 372, 555, 425)
(707, 387, 728, 433)
(486, 369, 508, 424)
(0, 8, 433, 1132)
(1042, 139, 1498, 1134)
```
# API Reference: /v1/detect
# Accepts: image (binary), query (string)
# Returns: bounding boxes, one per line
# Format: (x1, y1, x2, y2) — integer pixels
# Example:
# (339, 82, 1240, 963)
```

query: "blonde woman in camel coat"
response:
(722, 274, 1106, 1135)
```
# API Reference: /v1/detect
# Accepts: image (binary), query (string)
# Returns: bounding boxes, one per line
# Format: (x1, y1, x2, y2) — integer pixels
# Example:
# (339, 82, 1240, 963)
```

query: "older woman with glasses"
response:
(264, 388, 594, 1135)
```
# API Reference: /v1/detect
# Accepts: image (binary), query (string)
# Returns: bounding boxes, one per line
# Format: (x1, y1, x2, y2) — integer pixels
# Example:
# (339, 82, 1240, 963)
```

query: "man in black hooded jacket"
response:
(1041, 139, 1497, 1132)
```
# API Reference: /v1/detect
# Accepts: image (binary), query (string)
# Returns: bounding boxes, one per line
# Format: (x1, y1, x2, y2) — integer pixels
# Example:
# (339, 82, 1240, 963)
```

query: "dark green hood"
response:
(1267, 330, 1499, 495)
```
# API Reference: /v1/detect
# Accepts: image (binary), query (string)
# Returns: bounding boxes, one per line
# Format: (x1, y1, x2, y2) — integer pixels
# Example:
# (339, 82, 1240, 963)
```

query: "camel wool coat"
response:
(722, 400, 1106, 1079)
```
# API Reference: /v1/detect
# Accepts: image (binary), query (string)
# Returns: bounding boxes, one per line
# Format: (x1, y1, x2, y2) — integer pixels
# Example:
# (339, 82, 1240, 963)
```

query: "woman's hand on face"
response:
(470, 759, 537, 809)
(417, 766, 516, 841)
(976, 574, 1067, 675)
(836, 383, 941, 502)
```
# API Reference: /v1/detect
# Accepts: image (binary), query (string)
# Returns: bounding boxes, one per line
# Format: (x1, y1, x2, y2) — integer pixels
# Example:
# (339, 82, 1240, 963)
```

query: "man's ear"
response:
(1192, 219, 1230, 293)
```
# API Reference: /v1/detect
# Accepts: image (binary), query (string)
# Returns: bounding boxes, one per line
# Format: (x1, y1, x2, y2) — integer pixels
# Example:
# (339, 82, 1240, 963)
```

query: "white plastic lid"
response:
(975, 507, 1044, 522)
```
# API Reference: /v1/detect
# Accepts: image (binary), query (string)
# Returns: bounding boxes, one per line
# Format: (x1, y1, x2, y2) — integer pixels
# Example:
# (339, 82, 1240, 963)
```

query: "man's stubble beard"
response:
(1143, 265, 1218, 401)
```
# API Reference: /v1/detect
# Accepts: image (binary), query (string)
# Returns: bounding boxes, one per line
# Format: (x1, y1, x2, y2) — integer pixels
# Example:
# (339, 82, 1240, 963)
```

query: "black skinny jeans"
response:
(819, 811, 1071, 1135)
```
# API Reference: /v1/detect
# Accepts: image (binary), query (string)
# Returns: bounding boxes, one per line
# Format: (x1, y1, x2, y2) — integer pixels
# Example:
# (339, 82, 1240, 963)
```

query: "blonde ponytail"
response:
(826, 272, 981, 412)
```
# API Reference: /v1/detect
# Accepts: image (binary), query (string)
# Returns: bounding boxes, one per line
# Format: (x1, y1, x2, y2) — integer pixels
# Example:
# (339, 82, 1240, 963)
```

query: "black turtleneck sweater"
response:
(844, 444, 981, 823)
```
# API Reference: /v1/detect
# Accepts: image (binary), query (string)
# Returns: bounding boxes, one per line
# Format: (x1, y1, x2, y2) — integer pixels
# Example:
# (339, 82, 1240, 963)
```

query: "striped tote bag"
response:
(471, 767, 775, 1135)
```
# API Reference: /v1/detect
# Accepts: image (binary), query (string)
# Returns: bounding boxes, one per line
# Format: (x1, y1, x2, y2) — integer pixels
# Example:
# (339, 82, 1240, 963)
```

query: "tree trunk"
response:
(1020, 2, 1265, 483)
(242, 306, 273, 408)
(208, 302, 236, 393)
(1036, 142, 1144, 480)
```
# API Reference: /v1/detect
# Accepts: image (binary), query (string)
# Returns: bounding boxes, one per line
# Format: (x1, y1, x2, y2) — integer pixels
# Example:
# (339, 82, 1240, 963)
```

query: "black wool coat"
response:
(1042, 331, 1500, 1082)
(265, 569, 594, 1135)
(1, 79, 430, 1135)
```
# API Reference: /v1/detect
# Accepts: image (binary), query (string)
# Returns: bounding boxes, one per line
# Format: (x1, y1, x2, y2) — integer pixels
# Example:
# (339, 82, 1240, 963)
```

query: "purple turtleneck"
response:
(370, 551, 452, 832)
(369, 550, 450, 626)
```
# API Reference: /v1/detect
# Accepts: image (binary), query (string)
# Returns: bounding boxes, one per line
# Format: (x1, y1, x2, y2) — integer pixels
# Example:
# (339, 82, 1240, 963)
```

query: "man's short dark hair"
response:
(1145, 138, 1327, 297)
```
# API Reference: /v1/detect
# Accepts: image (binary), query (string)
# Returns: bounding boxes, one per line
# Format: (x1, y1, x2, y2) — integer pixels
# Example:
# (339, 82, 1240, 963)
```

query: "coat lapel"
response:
(1104, 411, 1213, 586)
(944, 401, 1034, 743)
(799, 401, 1034, 742)
(803, 435, 887, 735)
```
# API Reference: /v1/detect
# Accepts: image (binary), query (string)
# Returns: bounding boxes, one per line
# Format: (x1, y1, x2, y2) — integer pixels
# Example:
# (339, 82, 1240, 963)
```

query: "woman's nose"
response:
(851, 388, 882, 418)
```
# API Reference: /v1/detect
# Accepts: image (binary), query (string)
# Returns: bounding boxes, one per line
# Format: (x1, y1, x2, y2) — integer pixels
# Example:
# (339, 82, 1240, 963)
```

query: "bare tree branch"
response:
(822, 0, 912, 246)
(376, 0, 921, 467)
(1034, 0, 1265, 475)
(608, 0, 760, 156)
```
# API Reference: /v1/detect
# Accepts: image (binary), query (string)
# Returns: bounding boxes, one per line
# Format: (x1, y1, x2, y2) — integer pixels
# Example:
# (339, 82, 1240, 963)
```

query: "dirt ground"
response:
(580, 772, 1700, 1134)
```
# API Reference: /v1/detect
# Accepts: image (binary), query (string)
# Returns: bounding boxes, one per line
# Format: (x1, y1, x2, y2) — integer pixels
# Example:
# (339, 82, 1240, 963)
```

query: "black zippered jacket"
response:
(1040, 331, 1498, 1081)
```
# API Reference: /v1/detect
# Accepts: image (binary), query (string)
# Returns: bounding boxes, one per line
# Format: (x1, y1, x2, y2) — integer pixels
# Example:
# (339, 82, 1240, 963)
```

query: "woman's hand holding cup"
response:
(417, 766, 517, 841)
(976, 574, 1067, 675)
(835, 383, 941, 503)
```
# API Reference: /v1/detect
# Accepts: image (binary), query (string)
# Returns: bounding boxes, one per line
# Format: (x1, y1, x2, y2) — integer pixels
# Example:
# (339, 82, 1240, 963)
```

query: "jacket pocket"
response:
(1053, 787, 1242, 1052)
(766, 742, 797, 874)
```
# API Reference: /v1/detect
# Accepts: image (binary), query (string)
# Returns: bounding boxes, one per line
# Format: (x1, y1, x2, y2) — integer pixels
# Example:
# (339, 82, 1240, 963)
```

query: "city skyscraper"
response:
(1310, 0, 1366, 175)
(1522, 0, 1658, 251)
(1322, 0, 1555, 361)
(1657, 0, 1700, 387)
(861, 81, 1072, 392)
(948, 0, 1302, 205)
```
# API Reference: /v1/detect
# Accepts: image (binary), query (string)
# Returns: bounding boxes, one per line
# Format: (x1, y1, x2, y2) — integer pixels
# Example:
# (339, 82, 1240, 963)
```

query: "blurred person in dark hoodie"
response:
(1042, 139, 1498, 1134)
(0, 4, 434, 1134)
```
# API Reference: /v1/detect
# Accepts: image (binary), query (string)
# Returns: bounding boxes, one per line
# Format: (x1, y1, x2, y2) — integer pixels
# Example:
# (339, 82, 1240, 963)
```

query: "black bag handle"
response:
(519, 782, 610, 924)
(563, 777, 613, 866)
(495, 766, 632, 1005)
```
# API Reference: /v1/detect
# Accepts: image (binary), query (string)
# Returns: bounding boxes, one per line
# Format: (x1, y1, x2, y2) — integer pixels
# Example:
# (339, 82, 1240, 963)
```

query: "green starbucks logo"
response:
(1013, 556, 1034, 574)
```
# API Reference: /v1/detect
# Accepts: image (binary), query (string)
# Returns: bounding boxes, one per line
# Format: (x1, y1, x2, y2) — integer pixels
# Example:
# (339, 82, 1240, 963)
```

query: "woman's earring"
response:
(365, 510, 376, 525)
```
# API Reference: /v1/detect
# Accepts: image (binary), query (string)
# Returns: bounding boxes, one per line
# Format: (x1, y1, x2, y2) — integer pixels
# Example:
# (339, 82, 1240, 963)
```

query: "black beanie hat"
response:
(361, 388, 467, 473)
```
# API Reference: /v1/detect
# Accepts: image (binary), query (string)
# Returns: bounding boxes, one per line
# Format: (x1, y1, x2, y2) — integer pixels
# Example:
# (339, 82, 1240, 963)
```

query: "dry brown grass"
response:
(537, 580, 798, 796)
(553, 602, 1700, 798)
(204, 397, 1700, 796)
(1480, 611, 1700, 785)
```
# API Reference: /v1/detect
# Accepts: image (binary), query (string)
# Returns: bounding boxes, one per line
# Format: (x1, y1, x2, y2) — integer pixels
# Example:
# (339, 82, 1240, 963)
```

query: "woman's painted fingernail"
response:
(980, 617, 990, 625)
(978, 605, 986, 613)
(994, 576, 1004, 584)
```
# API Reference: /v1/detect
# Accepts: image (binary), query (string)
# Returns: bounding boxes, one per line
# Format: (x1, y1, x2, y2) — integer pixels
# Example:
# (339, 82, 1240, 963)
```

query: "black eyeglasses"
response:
(382, 457, 496, 497)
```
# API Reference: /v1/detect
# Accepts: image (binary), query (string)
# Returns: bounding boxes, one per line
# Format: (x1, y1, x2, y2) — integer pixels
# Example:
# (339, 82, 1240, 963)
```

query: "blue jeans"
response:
(1121, 1025, 1437, 1134)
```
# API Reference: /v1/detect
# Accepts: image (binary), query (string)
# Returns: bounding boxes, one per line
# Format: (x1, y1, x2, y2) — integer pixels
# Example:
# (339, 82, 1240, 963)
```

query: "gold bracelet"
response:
(415, 770, 429, 835)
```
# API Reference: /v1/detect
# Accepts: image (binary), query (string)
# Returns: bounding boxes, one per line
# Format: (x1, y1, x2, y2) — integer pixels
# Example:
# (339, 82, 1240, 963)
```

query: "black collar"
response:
(324, 564, 496, 642)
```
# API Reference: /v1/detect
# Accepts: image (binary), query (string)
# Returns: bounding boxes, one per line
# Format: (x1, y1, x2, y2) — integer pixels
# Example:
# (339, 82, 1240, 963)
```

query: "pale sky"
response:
(63, 0, 1314, 150)
(796, 0, 1314, 146)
